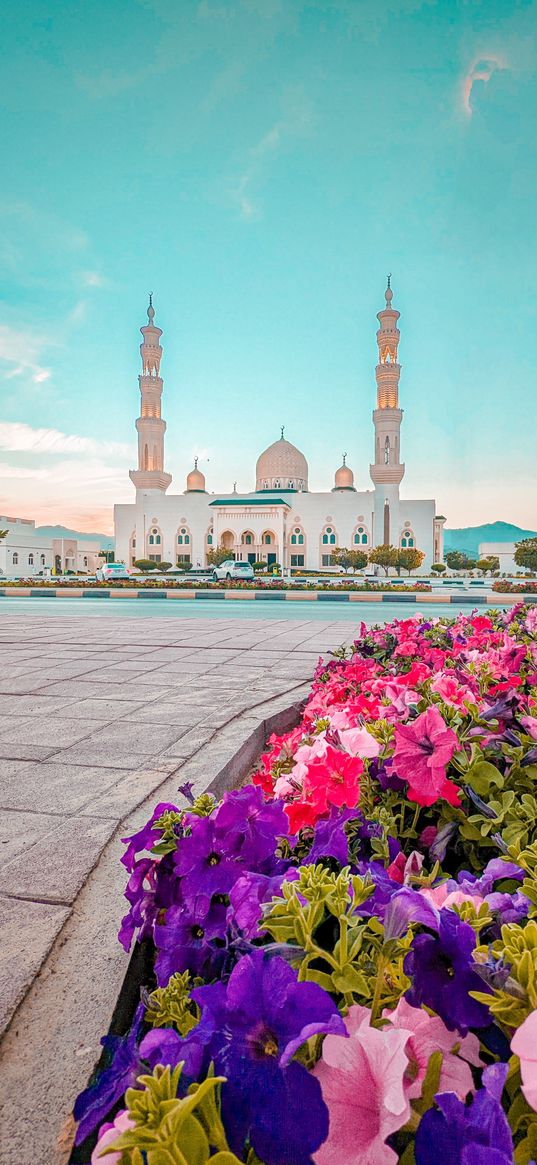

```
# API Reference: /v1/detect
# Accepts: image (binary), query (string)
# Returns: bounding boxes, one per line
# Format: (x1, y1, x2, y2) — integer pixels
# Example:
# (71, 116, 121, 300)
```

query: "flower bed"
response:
(73, 603, 537, 1165)
(1, 577, 432, 592)
(493, 580, 537, 595)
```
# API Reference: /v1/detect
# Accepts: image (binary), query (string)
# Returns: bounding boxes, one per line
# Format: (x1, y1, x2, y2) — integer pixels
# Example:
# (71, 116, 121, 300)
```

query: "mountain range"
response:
(36, 525, 115, 550)
(33, 521, 536, 561)
(443, 521, 537, 559)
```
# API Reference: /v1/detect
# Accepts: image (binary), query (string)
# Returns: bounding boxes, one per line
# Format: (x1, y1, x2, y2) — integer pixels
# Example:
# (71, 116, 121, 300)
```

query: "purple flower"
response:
(73, 1004, 144, 1144)
(154, 896, 228, 985)
(404, 909, 491, 1035)
(121, 802, 180, 872)
(173, 815, 241, 907)
(305, 806, 354, 865)
(227, 871, 284, 938)
(189, 950, 346, 1165)
(415, 1063, 514, 1165)
(383, 887, 440, 940)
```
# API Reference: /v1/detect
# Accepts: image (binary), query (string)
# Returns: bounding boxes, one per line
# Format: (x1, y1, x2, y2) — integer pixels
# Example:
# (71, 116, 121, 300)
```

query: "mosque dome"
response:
(255, 431, 308, 492)
(185, 459, 206, 493)
(332, 455, 355, 492)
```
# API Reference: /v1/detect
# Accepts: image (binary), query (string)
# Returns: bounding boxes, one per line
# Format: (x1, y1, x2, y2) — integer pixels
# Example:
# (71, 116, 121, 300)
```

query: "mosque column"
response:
(129, 296, 172, 497)
(370, 278, 405, 546)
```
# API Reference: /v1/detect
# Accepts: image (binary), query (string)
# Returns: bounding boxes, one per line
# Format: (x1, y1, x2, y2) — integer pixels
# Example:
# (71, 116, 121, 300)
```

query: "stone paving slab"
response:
(0, 610, 357, 1065)
(0, 895, 70, 1034)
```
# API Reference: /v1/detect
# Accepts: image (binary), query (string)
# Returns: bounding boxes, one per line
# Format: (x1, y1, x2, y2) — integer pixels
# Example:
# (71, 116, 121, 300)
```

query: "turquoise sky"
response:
(1, 0, 536, 533)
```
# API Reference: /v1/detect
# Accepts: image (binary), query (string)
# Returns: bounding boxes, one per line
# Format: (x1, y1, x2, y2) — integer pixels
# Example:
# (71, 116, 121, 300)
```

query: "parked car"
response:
(95, 562, 131, 582)
(211, 560, 255, 582)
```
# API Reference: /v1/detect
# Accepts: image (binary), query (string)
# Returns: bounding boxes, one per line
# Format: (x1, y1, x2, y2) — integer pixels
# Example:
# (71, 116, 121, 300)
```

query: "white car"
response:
(211, 559, 255, 582)
(95, 562, 131, 582)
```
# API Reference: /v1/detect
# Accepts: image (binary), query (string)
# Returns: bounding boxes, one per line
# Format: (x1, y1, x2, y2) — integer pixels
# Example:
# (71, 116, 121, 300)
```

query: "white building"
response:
(0, 516, 103, 579)
(115, 283, 445, 572)
(478, 542, 518, 574)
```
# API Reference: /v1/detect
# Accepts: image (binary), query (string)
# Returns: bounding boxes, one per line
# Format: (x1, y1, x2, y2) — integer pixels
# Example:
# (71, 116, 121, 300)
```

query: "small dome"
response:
(333, 456, 355, 492)
(186, 459, 206, 492)
(256, 432, 308, 492)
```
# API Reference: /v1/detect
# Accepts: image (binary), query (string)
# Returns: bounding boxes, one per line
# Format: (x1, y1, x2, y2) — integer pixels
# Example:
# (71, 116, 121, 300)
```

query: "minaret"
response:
(129, 296, 172, 496)
(370, 278, 405, 545)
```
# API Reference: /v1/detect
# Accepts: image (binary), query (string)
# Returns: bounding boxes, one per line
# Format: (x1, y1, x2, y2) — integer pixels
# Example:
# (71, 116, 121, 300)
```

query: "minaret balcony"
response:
(370, 462, 405, 485)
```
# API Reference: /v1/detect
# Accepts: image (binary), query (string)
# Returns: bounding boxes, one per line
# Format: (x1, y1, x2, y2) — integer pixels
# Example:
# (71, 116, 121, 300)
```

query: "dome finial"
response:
(194, 456, 198, 470)
(147, 292, 155, 323)
(280, 425, 285, 440)
(342, 451, 347, 466)
(385, 275, 393, 306)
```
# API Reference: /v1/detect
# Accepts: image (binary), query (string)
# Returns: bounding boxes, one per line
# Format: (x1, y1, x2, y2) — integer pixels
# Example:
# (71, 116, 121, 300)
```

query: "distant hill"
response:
(35, 525, 115, 550)
(444, 522, 537, 559)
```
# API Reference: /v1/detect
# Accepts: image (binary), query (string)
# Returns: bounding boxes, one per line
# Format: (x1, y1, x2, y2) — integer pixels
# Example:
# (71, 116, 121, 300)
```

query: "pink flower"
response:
(392, 705, 460, 807)
(511, 1010, 537, 1110)
(383, 998, 481, 1101)
(91, 1110, 134, 1163)
(313, 1004, 411, 1165)
(338, 726, 380, 759)
(430, 673, 475, 709)
(526, 605, 537, 634)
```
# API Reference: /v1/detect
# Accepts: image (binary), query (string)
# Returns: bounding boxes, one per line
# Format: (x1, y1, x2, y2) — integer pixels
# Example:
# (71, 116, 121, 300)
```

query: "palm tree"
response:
(0, 530, 8, 540)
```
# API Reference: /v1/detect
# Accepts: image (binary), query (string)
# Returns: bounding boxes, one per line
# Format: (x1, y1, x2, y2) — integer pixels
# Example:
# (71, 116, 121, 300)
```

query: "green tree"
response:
(98, 549, 115, 563)
(514, 538, 537, 574)
(0, 530, 8, 540)
(476, 556, 500, 575)
(156, 561, 173, 572)
(445, 550, 476, 572)
(133, 558, 159, 571)
(207, 547, 233, 567)
(369, 544, 399, 576)
(332, 547, 369, 573)
(396, 547, 425, 575)
(431, 562, 446, 574)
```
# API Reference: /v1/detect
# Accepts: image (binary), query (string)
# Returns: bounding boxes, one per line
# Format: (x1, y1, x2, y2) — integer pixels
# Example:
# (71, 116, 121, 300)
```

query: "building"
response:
(0, 516, 103, 578)
(115, 283, 445, 571)
(478, 542, 518, 574)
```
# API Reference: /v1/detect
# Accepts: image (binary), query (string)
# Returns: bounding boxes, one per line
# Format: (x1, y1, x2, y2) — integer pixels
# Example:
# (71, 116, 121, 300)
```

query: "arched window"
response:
(28, 553, 34, 566)
(40, 554, 46, 566)
(384, 437, 390, 465)
(83, 556, 88, 568)
(322, 526, 336, 546)
(177, 527, 190, 546)
(207, 531, 213, 546)
(401, 529, 415, 548)
(241, 531, 254, 546)
(274, 479, 281, 490)
(12, 553, 18, 565)
(353, 525, 369, 546)
(149, 526, 161, 546)
(290, 527, 304, 545)
(143, 444, 149, 470)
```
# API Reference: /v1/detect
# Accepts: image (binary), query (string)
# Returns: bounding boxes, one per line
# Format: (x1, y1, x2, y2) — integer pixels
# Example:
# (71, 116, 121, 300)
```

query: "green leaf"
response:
(466, 760, 504, 795)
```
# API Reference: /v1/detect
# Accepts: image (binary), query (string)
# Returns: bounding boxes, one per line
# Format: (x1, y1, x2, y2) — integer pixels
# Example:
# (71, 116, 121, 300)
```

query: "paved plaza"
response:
(0, 610, 359, 1163)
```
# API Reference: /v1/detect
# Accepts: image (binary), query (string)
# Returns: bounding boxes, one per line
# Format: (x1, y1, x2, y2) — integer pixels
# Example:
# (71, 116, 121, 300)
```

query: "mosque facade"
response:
(114, 283, 445, 571)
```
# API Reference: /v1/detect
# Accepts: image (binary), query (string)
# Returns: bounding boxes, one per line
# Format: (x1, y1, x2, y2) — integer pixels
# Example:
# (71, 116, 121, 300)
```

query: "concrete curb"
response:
(0, 586, 534, 604)
(0, 686, 308, 1165)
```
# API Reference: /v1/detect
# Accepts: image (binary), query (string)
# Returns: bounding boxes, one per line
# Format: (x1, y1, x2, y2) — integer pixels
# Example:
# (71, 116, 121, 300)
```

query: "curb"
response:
(0, 587, 534, 605)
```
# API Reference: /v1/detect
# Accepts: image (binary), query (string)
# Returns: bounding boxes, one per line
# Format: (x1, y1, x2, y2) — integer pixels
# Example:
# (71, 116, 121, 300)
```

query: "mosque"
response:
(114, 282, 445, 571)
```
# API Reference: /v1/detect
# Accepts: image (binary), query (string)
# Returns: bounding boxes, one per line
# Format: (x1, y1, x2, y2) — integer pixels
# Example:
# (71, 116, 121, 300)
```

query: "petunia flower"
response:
(312, 1004, 412, 1165)
(338, 726, 380, 759)
(414, 1063, 514, 1165)
(382, 997, 483, 1101)
(91, 1110, 135, 1164)
(511, 1008, 537, 1110)
(74, 1005, 144, 1144)
(190, 950, 346, 1165)
(392, 705, 460, 806)
(404, 909, 491, 1035)
(154, 896, 228, 985)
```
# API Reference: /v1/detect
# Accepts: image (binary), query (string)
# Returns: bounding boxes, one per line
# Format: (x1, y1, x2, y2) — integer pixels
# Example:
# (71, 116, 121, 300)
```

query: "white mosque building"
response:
(114, 282, 446, 572)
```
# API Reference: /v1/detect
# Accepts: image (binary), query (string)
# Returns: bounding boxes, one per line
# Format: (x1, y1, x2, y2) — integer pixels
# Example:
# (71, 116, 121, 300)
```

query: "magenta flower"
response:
(511, 1009, 537, 1110)
(392, 705, 460, 806)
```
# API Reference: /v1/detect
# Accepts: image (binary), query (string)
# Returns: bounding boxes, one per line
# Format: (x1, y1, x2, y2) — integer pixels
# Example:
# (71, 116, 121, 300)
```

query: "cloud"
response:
(81, 270, 106, 288)
(230, 89, 313, 219)
(0, 420, 132, 459)
(462, 56, 507, 116)
(0, 324, 52, 385)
